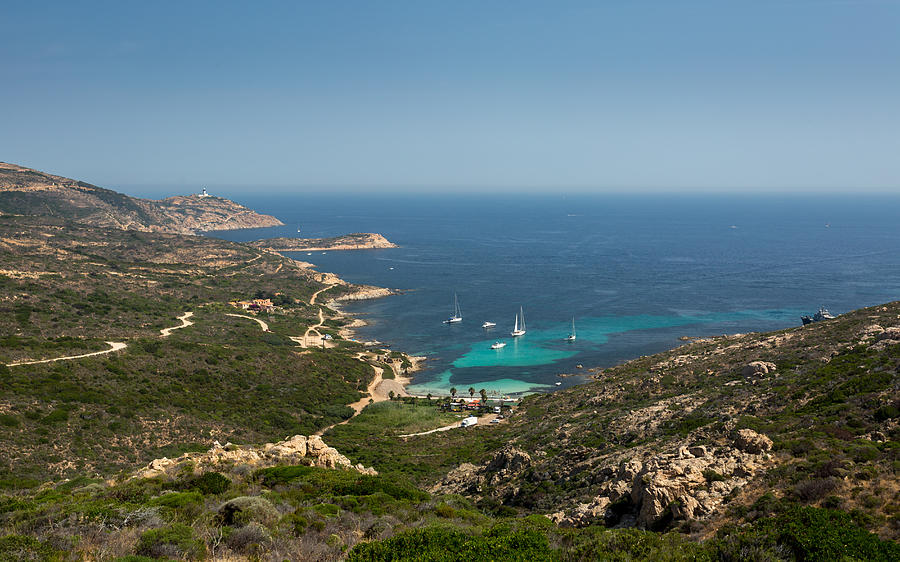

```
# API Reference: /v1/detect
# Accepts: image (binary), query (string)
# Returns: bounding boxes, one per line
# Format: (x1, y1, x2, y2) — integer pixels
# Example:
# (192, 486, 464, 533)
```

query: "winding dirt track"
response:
(225, 313, 269, 332)
(291, 284, 335, 348)
(160, 311, 194, 337)
(6, 341, 128, 367)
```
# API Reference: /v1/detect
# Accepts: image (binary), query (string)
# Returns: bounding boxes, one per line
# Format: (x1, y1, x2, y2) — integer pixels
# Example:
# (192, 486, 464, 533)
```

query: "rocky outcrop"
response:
(548, 431, 774, 529)
(134, 435, 376, 480)
(740, 361, 777, 377)
(333, 286, 395, 302)
(732, 429, 773, 454)
(0, 162, 283, 234)
(433, 446, 532, 496)
(250, 233, 397, 252)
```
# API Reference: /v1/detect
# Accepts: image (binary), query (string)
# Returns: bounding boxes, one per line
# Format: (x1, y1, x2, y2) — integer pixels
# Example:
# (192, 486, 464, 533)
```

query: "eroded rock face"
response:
(133, 435, 376, 480)
(549, 431, 774, 529)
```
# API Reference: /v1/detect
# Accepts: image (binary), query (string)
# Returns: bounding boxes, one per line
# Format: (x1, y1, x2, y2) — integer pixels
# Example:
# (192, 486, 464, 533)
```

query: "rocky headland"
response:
(0, 162, 283, 234)
(250, 232, 397, 252)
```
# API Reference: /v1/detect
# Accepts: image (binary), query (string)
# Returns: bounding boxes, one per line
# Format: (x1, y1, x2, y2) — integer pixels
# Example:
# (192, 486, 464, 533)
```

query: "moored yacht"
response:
(511, 306, 526, 337)
(491, 341, 506, 349)
(443, 292, 462, 324)
(482, 321, 496, 329)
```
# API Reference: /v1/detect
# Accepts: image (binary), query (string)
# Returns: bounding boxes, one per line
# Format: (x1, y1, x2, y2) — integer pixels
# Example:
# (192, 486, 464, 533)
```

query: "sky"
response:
(1, 1, 899, 194)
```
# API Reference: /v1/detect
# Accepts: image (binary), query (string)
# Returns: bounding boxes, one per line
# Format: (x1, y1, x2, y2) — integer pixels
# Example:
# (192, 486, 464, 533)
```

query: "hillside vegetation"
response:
(0, 215, 367, 485)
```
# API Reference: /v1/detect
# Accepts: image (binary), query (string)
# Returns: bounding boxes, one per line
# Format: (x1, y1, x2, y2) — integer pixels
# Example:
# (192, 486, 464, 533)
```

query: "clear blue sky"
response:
(2, 1, 899, 193)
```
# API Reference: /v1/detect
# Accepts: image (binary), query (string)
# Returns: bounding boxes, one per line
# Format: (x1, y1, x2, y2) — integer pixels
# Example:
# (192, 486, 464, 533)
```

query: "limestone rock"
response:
(741, 361, 776, 377)
(876, 326, 900, 341)
(133, 434, 375, 480)
(733, 429, 773, 454)
(551, 441, 772, 528)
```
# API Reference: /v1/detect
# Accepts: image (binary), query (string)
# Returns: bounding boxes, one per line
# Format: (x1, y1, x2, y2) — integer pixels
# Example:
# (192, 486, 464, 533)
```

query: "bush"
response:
(189, 471, 231, 495)
(149, 491, 202, 509)
(226, 522, 271, 554)
(0, 414, 18, 428)
(347, 525, 555, 561)
(218, 496, 279, 526)
(794, 478, 838, 503)
(738, 506, 900, 561)
(0, 534, 62, 562)
(136, 523, 204, 560)
(873, 404, 899, 421)
(702, 469, 725, 483)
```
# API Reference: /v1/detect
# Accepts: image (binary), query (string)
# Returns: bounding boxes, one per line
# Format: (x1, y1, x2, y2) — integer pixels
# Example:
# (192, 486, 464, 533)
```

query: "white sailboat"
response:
(443, 293, 462, 324)
(491, 341, 506, 349)
(566, 317, 576, 341)
(511, 306, 526, 337)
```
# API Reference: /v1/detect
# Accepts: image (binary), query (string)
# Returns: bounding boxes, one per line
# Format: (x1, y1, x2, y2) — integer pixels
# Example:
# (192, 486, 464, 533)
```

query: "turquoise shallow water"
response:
(213, 194, 900, 395)
(406, 309, 803, 395)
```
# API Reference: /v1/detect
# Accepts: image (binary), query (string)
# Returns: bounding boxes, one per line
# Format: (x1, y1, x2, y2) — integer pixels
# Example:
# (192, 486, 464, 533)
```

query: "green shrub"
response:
(136, 524, 203, 560)
(0, 534, 62, 562)
(313, 503, 340, 518)
(0, 414, 18, 428)
(189, 471, 231, 495)
(218, 496, 279, 526)
(725, 505, 900, 561)
(873, 404, 899, 421)
(702, 469, 725, 483)
(38, 407, 70, 425)
(347, 525, 555, 561)
(149, 491, 202, 509)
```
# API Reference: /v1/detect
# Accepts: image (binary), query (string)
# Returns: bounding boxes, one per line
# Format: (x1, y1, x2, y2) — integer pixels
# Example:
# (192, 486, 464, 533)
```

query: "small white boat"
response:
(566, 317, 576, 342)
(482, 321, 496, 329)
(491, 341, 506, 349)
(307, 253, 312, 255)
(443, 292, 462, 324)
(511, 306, 526, 337)
(555, 382, 562, 386)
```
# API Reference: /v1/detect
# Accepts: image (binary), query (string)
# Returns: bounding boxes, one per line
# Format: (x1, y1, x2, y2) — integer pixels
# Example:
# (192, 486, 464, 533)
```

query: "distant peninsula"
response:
(0, 162, 283, 235)
(250, 233, 398, 252)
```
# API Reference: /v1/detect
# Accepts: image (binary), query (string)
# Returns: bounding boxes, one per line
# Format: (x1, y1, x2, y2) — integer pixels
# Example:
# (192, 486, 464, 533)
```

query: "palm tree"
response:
(479, 388, 487, 403)
(468, 387, 475, 399)
(450, 387, 457, 399)
(427, 393, 433, 401)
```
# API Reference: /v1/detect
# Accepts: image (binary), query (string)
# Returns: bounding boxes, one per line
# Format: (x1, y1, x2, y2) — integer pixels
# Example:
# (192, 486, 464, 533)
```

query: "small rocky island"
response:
(250, 232, 397, 252)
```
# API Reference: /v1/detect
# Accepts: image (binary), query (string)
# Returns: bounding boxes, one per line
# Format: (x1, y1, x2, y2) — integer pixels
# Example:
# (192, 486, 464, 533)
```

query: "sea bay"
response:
(213, 193, 900, 395)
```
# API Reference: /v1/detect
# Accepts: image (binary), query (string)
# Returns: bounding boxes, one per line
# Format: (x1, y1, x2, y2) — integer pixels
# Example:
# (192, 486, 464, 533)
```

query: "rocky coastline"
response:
(250, 232, 397, 252)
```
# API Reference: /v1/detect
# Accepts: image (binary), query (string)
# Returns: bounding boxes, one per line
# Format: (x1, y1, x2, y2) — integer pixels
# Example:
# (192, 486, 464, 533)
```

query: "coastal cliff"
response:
(0, 162, 283, 234)
(250, 232, 397, 252)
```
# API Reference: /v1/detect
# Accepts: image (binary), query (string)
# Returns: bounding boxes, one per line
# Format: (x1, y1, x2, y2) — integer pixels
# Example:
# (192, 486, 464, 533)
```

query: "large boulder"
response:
(741, 361, 777, 377)
(733, 429, 773, 454)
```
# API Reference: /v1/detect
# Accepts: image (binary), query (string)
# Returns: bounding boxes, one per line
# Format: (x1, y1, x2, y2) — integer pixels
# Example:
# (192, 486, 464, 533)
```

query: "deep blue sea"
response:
(212, 193, 900, 396)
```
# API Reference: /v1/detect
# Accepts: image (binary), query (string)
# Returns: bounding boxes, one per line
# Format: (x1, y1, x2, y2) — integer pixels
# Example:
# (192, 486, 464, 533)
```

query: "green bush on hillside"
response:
(347, 525, 555, 562)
